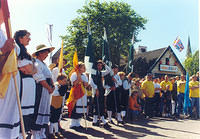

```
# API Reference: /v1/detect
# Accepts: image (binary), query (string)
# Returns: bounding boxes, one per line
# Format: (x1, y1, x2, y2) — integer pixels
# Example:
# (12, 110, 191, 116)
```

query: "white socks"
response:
(31, 130, 40, 139)
(49, 122, 59, 134)
(171, 101, 175, 115)
(107, 111, 112, 122)
(70, 118, 82, 128)
(117, 113, 123, 121)
(121, 111, 126, 118)
(70, 119, 77, 128)
(40, 128, 46, 138)
(76, 118, 81, 127)
(101, 116, 107, 124)
(93, 115, 98, 123)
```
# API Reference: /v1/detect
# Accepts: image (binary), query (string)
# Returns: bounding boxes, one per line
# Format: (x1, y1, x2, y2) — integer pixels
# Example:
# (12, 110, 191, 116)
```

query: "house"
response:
(132, 46, 186, 78)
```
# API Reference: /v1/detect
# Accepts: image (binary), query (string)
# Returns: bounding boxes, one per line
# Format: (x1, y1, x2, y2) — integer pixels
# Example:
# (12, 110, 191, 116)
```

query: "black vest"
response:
(92, 71, 104, 91)
(104, 74, 115, 87)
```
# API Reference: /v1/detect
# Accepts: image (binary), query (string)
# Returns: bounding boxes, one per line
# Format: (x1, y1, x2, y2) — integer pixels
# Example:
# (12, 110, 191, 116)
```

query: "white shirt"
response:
(113, 74, 122, 88)
(154, 82, 161, 93)
(51, 67, 66, 83)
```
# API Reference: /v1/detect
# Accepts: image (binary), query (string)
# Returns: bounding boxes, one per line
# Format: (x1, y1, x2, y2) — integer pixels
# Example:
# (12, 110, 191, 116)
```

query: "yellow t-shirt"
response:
(177, 80, 186, 93)
(141, 80, 154, 98)
(189, 81, 199, 98)
(160, 81, 173, 91)
(87, 90, 92, 97)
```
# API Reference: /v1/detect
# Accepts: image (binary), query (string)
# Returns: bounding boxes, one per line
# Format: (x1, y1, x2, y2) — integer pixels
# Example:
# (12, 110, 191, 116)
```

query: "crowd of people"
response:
(0, 15, 199, 139)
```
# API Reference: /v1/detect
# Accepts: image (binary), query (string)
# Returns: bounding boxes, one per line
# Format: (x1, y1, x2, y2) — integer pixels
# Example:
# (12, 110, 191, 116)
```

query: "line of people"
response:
(0, 29, 199, 139)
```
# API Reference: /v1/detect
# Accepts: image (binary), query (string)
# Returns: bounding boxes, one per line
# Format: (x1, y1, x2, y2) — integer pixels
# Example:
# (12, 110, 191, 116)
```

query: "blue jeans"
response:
(190, 98, 199, 117)
(129, 109, 139, 118)
(177, 93, 184, 115)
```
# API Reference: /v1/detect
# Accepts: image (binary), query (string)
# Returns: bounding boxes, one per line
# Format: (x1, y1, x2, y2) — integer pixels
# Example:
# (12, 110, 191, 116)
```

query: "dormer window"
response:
(166, 58, 169, 65)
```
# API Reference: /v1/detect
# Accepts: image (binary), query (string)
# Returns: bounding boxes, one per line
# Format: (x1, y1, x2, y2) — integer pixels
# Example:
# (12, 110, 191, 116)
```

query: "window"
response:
(166, 58, 169, 65)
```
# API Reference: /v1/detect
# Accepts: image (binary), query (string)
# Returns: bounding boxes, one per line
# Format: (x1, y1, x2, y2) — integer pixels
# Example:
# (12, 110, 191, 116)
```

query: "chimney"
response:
(136, 46, 147, 54)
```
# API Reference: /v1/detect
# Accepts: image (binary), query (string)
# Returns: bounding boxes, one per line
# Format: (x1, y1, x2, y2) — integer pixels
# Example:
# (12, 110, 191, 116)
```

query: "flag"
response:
(0, 0, 18, 98)
(46, 24, 53, 46)
(67, 50, 85, 117)
(46, 24, 53, 63)
(127, 33, 134, 73)
(58, 40, 64, 73)
(102, 27, 115, 91)
(173, 36, 184, 52)
(102, 27, 112, 67)
(73, 50, 78, 68)
(84, 21, 96, 75)
(184, 72, 191, 114)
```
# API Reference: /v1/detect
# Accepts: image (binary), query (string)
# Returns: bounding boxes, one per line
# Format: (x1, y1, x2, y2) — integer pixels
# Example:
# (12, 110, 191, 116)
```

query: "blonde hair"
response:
(118, 71, 125, 77)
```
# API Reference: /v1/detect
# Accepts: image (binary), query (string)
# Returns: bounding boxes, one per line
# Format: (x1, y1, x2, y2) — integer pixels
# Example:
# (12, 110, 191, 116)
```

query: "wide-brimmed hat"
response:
(32, 44, 55, 57)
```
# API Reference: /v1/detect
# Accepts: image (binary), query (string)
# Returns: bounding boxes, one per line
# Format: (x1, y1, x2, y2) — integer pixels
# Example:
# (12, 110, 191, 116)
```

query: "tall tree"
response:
(184, 50, 199, 76)
(63, 0, 147, 68)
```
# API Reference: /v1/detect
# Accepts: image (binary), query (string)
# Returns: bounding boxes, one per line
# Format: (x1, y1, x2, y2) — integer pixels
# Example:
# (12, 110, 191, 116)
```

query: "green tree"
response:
(184, 50, 199, 75)
(63, 0, 147, 74)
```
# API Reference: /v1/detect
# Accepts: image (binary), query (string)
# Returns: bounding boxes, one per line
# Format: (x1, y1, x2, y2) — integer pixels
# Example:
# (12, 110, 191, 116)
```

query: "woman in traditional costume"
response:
(31, 44, 55, 139)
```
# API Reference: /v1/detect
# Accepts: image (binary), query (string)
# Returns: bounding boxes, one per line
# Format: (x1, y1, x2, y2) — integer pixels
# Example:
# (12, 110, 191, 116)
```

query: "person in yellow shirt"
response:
(177, 75, 186, 117)
(189, 75, 199, 119)
(160, 75, 172, 117)
(141, 73, 154, 118)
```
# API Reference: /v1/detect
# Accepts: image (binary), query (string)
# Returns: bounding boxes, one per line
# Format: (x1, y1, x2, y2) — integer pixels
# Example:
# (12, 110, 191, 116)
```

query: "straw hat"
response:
(32, 44, 55, 57)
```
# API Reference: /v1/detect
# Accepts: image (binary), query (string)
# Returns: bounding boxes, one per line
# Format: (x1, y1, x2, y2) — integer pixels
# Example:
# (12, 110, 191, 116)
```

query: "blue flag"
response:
(184, 72, 191, 114)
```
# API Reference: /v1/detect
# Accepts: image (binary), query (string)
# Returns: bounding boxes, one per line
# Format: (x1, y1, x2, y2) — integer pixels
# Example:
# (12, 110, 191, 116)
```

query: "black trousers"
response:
(120, 91, 129, 111)
(93, 95, 105, 116)
(153, 93, 161, 115)
(107, 89, 120, 113)
(145, 97, 154, 117)
(50, 106, 62, 123)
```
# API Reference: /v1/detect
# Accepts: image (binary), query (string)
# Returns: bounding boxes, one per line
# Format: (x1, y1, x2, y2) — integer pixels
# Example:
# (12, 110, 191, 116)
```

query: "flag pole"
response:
(9, 16, 26, 139)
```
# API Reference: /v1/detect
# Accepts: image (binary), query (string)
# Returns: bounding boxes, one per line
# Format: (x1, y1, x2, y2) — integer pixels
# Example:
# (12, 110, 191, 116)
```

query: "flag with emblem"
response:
(84, 21, 96, 75)
(173, 36, 184, 52)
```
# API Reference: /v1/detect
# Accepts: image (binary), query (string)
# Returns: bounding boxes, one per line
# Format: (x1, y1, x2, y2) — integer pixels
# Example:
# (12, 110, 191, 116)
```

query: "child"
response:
(129, 90, 141, 120)
(49, 74, 68, 139)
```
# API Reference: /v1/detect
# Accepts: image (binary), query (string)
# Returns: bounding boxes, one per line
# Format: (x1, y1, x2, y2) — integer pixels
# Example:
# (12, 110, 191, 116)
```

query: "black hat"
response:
(147, 73, 153, 76)
(112, 64, 118, 69)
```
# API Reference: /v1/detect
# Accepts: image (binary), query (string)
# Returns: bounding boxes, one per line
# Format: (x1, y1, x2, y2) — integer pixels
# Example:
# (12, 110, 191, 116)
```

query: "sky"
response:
(6, 0, 199, 65)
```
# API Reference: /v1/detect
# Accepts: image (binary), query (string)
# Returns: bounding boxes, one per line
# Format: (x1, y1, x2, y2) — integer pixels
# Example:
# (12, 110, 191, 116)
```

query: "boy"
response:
(49, 74, 68, 139)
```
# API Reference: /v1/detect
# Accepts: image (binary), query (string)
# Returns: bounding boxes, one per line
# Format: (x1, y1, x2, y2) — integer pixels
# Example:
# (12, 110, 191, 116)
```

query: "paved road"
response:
(60, 116, 200, 139)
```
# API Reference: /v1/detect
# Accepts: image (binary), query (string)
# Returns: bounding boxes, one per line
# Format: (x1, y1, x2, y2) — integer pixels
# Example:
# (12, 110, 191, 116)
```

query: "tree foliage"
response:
(184, 50, 199, 76)
(63, 0, 147, 74)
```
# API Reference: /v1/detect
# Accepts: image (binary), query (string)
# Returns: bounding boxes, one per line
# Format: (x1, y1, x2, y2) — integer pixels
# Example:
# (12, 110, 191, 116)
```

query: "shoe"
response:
(49, 133, 58, 139)
(69, 126, 77, 129)
(121, 120, 125, 125)
(55, 132, 64, 138)
(92, 122, 99, 126)
(108, 120, 115, 124)
(117, 120, 123, 124)
(58, 126, 65, 133)
(103, 123, 111, 129)
(77, 125, 84, 129)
